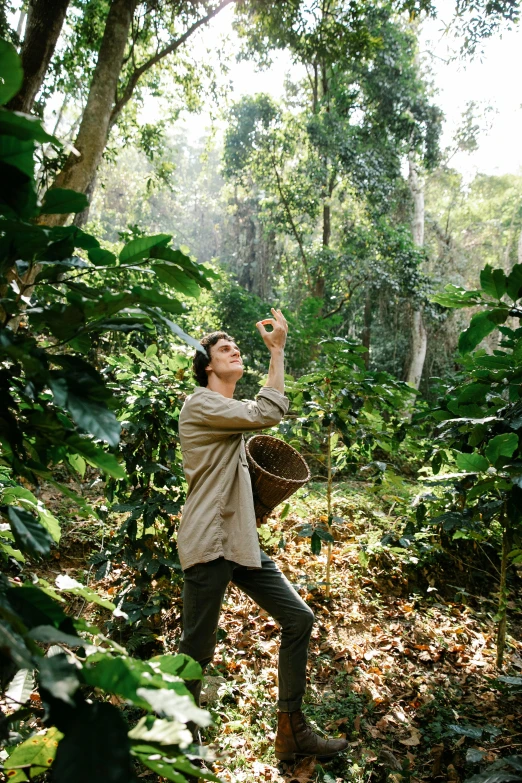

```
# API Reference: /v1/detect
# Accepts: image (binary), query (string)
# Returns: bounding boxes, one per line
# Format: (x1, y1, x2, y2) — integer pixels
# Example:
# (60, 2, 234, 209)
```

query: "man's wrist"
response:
(269, 347, 285, 356)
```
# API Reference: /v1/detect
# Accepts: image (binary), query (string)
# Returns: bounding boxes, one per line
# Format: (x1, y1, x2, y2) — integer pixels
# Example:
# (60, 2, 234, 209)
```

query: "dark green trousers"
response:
(179, 551, 314, 712)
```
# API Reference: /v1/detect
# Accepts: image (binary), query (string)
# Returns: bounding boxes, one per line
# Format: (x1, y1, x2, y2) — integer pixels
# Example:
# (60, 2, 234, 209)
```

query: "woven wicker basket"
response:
(246, 435, 310, 520)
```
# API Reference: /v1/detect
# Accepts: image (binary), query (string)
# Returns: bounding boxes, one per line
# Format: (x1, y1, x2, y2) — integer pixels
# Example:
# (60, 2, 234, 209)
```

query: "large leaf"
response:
(0, 39, 24, 105)
(52, 702, 135, 783)
(4, 727, 63, 780)
(480, 265, 506, 300)
(430, 284, 482, 309)
(137, 688, 212, 727)
(65, 435, 125, 478)
(130, 285, 185, 314)
(28, 625, 90, 648)
(133, 746, 218, 782)
(455, 452, 489, 473)
(55, 574, 116, 612)
(39, 654, 80, 705)
(6, 585, 67, 628)
(88, 247, 116, 266)
(153, 312, 207, 353)
(149, 653, 203, 681)
(128, 715, 191, 747)
(81, 655, 148, 704)
(485, 433, 519, 465)
(7, 506, 54, 558)
(5, 668, 34, 705)
(1, 485, 61, 543)
(459, 310, 508, 355)
(0, 620, 33, 670)
(40, 188, 89, 215)
(0, 109, 56, 144)
(66, 394, 121, 448)
(119, 234, 171, 264)
(0, 135, 34, 176)
(152, 263, 202, 298)
(506, 264, 522, 302)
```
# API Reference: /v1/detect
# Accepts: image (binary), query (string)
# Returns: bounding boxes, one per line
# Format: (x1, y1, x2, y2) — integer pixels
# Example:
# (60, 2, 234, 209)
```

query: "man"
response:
(177, 308, 347, 761)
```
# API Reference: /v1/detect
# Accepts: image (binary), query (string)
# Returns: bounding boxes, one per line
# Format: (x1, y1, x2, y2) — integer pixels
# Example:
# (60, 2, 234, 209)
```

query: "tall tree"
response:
(6, 0, 71, 114)
(406, 151, 427, 389)
(41, 0, 235, 227)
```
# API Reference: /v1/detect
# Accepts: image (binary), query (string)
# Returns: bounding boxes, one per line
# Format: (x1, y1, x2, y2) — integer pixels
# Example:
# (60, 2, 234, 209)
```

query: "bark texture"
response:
(42, 0, 137, 228)
(406, 152, 427, 390)
(7, 0, 71, 114)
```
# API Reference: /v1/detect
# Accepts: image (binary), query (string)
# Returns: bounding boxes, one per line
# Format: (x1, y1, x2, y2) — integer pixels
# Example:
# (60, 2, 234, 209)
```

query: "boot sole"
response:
(275, 749, 346, 762)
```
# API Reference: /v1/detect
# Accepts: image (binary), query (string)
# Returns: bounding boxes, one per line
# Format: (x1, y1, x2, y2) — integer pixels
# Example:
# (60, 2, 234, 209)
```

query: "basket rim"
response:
(245, 434, 311, 485)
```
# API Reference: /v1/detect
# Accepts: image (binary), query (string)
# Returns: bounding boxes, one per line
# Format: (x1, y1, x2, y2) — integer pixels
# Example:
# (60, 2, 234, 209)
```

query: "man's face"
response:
(206, 338, 244, 382)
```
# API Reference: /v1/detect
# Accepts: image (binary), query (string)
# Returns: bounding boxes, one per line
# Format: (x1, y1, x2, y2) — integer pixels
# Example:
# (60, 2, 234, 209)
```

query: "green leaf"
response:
(119, 234, 171, 264)
(128, 715, 191, 747)
(88, 247, 116, 267)
(134, 747, 219, 782)
(27, 625, 88, 647)
(136, 687, 212, 726)
(430, 284, 482, 309)
(65, 435, 125, 478)
(40, 188, 89, 215)
(480, 265, 506, 299)
(0, 39, 24, 105)
(39, 653, 80, 705)
(280, 503, 290, 520)
(5, 668, 34, 706)
(0, 620, 33, 670)
(0, 540, 25, 562)
(311, 530, 322, 555)
(455, 452, 489, 473)
(130, 285, 185, 314)
(459, 310, 508, 355)
(152, 263, 202, 298)
(0, 485, 60, 543)
(149, 654, 203, 681)
(66, 395, 121, 448)
(0, 135, 34, 176)
(485, 433, 519, 465)
(7, 506, 54, 558)
(6, 585, 67, 628)
(506, 264, 522, 302)
(0, 108, 57, 144)
(152, 312, 207, 353)
(4, 727, 63, 778)
(67, 453, 86, 478)
(54, 575, 116, 612)
(81, 655, 149, 705)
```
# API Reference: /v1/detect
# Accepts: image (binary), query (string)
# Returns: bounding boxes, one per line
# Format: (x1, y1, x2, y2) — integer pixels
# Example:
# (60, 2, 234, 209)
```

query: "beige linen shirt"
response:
(177, 385, 289, 571)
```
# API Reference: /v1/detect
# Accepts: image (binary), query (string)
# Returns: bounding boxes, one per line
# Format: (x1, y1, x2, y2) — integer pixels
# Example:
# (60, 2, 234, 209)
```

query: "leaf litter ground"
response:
(10, 477, 522, 783)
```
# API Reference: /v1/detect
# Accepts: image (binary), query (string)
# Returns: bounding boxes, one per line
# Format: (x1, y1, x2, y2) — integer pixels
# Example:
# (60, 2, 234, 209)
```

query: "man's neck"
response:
(206, 376, 237, 399)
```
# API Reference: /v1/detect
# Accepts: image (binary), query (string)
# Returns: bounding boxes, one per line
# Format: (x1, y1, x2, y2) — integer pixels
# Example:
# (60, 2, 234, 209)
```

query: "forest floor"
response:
(27, 477, 522, 783)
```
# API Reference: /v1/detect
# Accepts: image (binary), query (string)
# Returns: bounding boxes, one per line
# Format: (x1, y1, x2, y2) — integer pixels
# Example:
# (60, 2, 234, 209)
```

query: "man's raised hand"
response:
(256, 308, 288, 353)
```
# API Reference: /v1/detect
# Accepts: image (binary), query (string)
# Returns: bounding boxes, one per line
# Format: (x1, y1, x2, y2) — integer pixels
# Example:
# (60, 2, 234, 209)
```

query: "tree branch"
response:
(269, 149, 312, 292)
(110, 0, 235, 127)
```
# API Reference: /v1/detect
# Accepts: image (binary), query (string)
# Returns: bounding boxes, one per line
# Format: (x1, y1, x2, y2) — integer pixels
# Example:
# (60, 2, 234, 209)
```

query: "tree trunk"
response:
(42, 0, 137, 228)
(362, 291, 372, 369)
(406, 152, 427, 389)
(6, 0, 71, 114)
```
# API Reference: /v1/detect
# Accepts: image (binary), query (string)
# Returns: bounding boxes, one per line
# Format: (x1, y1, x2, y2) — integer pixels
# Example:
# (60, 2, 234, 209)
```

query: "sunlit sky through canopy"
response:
(179, 1, 522, 181)
(8, 0, 522, 179)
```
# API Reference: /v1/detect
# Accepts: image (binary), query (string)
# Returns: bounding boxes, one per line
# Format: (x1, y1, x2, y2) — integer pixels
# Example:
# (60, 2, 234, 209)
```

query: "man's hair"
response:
(193, 331, 235, 387)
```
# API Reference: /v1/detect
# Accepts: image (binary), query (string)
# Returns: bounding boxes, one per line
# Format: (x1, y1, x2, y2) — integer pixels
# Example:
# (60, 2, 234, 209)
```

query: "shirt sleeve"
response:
(197, 386, 289, 434)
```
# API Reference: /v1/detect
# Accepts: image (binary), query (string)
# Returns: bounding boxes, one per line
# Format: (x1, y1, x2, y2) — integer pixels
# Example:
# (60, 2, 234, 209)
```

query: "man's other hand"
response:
(256, 308, 288, 353)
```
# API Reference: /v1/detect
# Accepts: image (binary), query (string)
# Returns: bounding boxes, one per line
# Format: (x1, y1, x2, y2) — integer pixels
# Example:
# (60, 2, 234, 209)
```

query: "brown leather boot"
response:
(275, 710, 348, 761)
